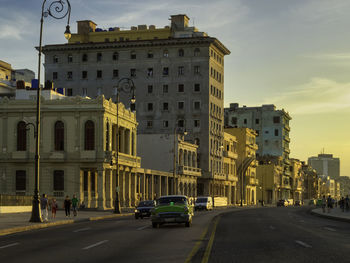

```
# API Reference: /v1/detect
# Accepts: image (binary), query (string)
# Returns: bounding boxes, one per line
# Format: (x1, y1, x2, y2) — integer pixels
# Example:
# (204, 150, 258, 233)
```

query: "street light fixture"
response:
(113, 78, 136, 214)
(30, 0, 71, 223)
(173, 121, 187, 195)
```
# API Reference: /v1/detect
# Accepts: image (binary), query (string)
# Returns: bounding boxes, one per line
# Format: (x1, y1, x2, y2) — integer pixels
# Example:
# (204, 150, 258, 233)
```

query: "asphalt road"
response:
(1, 207, 349, 263)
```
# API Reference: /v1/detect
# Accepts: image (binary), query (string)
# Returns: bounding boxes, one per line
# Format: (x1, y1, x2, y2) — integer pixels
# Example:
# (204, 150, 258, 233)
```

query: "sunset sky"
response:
(1, 0, 349, 176)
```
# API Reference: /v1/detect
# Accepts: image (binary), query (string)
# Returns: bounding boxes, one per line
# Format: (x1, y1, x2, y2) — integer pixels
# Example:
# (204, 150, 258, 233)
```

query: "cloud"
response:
(265, 78, 350, 115)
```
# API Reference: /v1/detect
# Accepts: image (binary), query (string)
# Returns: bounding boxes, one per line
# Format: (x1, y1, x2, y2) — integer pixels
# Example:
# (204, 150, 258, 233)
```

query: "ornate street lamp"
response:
(113, 78, 136, 214)
(30, 0, 71, 223)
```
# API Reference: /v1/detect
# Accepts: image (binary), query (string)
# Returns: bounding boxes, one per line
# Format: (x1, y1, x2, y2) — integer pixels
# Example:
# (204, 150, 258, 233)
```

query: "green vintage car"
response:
(151, 195, 194, 228)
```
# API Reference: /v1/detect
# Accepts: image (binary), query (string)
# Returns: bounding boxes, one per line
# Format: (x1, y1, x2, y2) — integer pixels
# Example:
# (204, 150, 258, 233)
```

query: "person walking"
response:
(51, 198, 58, 219)
(340, 197, 345, 212)
(72, 194, 79, 217)
(321, 195, 326, 213)
(64, 195, 72, 218)
(346, 195, 350, 212)
(40, 194, 49, 222)
(327, 195, 332, 213)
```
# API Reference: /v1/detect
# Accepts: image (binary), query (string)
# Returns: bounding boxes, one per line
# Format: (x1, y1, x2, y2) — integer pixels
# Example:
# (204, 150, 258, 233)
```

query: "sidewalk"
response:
(0, 209, 133, 237)
(311, 207, 350, 223)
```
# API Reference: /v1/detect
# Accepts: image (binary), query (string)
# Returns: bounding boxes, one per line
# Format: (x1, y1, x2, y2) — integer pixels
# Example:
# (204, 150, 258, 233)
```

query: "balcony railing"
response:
(178, 165, 201, 176)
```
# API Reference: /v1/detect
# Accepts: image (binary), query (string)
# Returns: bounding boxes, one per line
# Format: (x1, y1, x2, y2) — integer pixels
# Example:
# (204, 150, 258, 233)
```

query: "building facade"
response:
(41, 14, 231, 198)
(308, 153, 340, 179)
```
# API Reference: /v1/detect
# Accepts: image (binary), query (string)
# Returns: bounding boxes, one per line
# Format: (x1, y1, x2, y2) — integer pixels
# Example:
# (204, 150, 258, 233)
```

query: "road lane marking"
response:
(201, 216, 220, 263)
(184, 222, 210, 263)
(82, 240, 109, 250)
(74, 227, 91, 233)
(324, 227, 336, 232)
(269, 225, 275, 230)
(0, 243, 19, 249)
(137, 225, 149, 230)
(295, 240, 312, 248)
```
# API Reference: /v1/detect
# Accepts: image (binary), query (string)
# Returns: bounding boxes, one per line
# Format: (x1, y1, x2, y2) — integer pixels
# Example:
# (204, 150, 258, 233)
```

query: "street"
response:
(1, 207, 350, 263)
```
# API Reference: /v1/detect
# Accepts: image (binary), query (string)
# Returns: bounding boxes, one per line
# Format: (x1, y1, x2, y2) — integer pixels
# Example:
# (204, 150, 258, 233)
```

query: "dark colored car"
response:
(277, 199, 288, 207)
(135, 200, 156, 219)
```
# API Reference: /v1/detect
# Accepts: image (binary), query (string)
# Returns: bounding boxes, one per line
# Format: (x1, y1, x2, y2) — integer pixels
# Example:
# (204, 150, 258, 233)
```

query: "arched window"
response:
(112, 52, 118, 61)
(17, 121, 27, 151)
(54, 121, 64, 151)
(194, 48, 200, 56)
(85, 120, 95, 150)
(163, 50, 169, 57)
(178, 49, 184, 57)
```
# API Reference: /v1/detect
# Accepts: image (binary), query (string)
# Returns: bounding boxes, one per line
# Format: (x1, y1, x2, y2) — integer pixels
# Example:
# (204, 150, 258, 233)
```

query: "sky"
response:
(1, 0, 349, 176)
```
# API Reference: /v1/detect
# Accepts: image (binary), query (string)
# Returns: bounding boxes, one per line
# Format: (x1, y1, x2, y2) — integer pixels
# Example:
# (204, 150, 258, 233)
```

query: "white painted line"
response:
(137, 225, 149, 230)
(82, 240, 109, 250)
(74, 227, 91, 233)
(0, 243, 20, 249)
(324, 227, 336, 232)
(295, 240, 312, 248)
(269, 225, 275, 230)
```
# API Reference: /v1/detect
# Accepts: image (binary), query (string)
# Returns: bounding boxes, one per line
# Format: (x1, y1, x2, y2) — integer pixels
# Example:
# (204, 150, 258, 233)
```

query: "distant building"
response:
(308, 153, 340, 179)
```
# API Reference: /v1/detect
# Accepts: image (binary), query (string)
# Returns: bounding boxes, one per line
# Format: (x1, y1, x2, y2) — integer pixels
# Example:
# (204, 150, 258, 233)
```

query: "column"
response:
(79, 170, 84, 206)
(106, 169, 113, 208)
(125, 171, 131, 207)
(87, 170, 92, 208)
(156, 175, 161, 199)
(119, 169, 125, 207)
(120, 128, 125, 154)
(131, 172, 137, 206)
(141, 172, 146, 201)
(92, 170, 98, 208)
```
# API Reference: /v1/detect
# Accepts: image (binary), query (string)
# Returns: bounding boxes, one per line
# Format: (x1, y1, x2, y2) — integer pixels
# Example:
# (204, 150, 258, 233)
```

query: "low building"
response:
(302, 163, 320, 201)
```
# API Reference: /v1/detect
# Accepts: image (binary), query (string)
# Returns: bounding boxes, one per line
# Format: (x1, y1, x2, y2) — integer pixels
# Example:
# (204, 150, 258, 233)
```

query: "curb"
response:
(310, 209, 350, 223)
(0, 213, 133, 237)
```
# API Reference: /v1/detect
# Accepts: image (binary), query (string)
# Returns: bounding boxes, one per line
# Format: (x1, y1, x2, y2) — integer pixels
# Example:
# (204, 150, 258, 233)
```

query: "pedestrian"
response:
(51, 198, 58, 219)
(72, 194, 79, 217)
(327, 195, 332, 213)
(64, 195, 72, 218)
(346, 195, 350, 212)
(321, 195, 326, 213)
(340, 197, 345, 212)
(40, 194, 49, 222)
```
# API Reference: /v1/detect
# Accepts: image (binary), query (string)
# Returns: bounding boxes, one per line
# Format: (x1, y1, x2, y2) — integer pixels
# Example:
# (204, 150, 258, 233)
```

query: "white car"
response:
(195, 196, 213, 211)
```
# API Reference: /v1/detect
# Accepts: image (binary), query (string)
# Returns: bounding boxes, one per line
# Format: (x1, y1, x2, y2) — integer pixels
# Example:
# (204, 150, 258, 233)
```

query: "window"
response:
(178, 49, 184, 57)
(54, 121, 64, 151)
(244, 119, 247, 124)
(68, 54, 73, 63)
(82, 54, 88, 62)
(256, 130, 260, 136)
(163, 50, 169, 57)
(97, 70, 102, 79)
(178, 101, 184, 110)
(16, 121, 27, 151)
(163, 120, 169, 128)
(67, 71, 73, 80)
(105, 122, 110, 151)
(194, 66, 200, 74)
(163, 67, 169, 76)
(147, 103, 153, 111)
(178, 66, 184, 76)
(194, 84, 200, 92)
(113, 69, 119, 78)
(194, 120, 200, 127)
(275, 129, 279, 136)
(256, 119, 260, 124)
(53, 55, 58, 63)
(194, 101, 201, 110)
(178, 84, 184, 92)
(85, 120, 95, 150)
(130, 68, 136, 77)
(97, 53, 102, 62)
(273, 116, 280, 123)
(147, 51, 153, 58)
(53, 170, 64, 191)
(53, 72, 58, 80)
(163, 85, 168, 93)
(16, 170, 26, 191)
(194, 48, 200, 56)
(163, 102, 169, 111)
(231, 117, 237, 125)
(147, 120, 153, 128)
(147, 68, 153, 77)
(148, 85, 153, 94)
(112, 52, 118, 61)
(177, 119, 184, 128)
(130, 51, 136, 59)
(82, 71, 87, 79)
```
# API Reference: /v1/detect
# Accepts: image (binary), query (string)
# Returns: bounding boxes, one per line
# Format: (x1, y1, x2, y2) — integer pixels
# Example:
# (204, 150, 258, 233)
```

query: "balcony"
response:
(178, 165, 201, 177)
(223, 150, 238, 159)
(283, 136, 290, 142)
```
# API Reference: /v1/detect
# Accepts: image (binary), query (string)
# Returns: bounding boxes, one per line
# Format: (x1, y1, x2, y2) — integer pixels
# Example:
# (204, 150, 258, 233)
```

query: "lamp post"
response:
(113, 78, 136, 214)
(173, 122, 187, 195)
(30, 0, 71, 223)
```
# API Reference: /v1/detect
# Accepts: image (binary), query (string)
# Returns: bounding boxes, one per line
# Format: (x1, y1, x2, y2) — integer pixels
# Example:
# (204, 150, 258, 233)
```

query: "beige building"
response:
(308, 153, 340, 179)
(290, 159, 303, 202)
(0, 87, 180, 209)
(225, 128, 258, 205)
(41, 14, 231, 199)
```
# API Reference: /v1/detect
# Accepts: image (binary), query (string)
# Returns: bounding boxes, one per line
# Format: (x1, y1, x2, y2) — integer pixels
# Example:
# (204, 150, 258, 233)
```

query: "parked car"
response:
(151, 195, 193, 228)
(195, 196, 213, 211)
(277, 199, 289, 207)
(135, 200, 156, 219)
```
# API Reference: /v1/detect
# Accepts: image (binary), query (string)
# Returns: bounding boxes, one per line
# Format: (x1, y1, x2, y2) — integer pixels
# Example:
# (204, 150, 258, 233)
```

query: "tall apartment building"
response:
(42, 14, 230, 197)
(308, 154, 340, 179)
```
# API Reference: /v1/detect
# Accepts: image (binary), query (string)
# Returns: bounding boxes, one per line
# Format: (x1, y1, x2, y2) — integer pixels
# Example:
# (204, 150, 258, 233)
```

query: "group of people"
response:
(338, 195, 350, 212)
(321, 195, 350, 213)
(40, 194, 79, 222)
